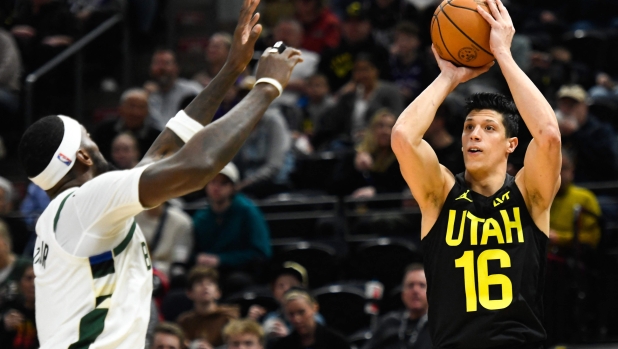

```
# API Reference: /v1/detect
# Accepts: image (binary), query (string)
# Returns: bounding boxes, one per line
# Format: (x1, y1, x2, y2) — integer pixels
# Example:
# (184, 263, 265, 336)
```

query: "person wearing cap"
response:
(192, 162, 272, 282)
(556, 84, 618, 182)
(318, 1, 391, 93)
(248, 262, 325, 343)
(16, 1, 302, 347)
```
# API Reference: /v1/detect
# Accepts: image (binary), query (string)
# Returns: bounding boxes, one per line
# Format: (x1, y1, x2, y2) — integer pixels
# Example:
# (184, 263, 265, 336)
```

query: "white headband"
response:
(30, 115, 83, 190)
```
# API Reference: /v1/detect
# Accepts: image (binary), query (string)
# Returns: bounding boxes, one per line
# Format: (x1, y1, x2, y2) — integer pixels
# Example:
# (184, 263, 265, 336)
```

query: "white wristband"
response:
(254, 78, 283, 97)
(165, 110, 204, 143)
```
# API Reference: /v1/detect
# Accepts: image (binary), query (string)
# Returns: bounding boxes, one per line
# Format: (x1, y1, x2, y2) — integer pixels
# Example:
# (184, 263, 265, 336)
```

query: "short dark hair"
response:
(464, 93, 519, 138)
(19, 115, 65, 178)
(153, 322, 186, 349)
(186, 266, 219, 290)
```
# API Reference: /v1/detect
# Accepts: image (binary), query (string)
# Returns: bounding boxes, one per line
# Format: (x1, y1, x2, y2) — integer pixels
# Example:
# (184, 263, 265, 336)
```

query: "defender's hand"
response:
(477, 0, 515, 57)
(227, 0, 263, 72)
(255, 47, 303, 90)
(432, 45, 493, 85)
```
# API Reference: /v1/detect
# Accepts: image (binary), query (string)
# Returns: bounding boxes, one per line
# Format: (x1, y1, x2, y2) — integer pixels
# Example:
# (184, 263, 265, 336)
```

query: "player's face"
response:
(227, 333, 263, 349)
(189, 277, 220, 303)
(401, 270, 427, 313)
(151, 333, 182, 349)
(461, 110, 517, 173)
(284, 298, 317, 336)
(272, 275, 301, 303)
(80, 127, 111, 177)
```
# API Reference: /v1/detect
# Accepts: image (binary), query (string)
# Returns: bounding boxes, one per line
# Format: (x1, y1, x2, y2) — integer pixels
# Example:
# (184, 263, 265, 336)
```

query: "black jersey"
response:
(421, 173, 547, 349)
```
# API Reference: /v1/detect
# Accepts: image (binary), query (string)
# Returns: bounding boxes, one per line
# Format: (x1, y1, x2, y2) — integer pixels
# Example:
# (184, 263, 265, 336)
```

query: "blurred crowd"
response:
(1, 0, 618, 348)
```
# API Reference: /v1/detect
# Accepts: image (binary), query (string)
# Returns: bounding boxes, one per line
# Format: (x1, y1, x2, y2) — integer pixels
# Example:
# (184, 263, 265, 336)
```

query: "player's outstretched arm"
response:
(479, 0, 561, 213)
(392, 47, 492, 215)
(138, 0, 263, 166)
(138, 48, 303, 208)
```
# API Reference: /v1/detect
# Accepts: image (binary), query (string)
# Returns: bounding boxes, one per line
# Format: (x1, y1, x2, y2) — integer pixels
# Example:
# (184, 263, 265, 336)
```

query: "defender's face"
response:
(80, 127, 110, 177)
(461, 110, 516, 173)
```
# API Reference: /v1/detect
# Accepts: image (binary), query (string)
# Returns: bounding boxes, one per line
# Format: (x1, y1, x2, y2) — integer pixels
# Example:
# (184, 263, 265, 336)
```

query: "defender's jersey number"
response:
(454, 249, 513, 312)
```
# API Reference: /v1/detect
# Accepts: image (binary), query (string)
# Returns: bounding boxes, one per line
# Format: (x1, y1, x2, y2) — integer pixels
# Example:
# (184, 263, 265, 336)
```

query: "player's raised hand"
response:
(431, 45, 493, 84)
(477, 0, 514, 57)
(255, 47, 303, 90)
(227, 0, 263, 72)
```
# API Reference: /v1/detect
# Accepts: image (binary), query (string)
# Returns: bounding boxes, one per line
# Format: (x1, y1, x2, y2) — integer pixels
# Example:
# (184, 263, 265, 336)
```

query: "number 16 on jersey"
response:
(455, 249, 513, 312)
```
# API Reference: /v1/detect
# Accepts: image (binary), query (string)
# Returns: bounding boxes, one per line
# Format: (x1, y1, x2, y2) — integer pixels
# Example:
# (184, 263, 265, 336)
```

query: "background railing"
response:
(23, 11, 129, 127)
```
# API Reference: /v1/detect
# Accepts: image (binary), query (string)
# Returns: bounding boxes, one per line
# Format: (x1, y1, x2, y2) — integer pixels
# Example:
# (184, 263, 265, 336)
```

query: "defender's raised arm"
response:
(139, 0, 263, 165)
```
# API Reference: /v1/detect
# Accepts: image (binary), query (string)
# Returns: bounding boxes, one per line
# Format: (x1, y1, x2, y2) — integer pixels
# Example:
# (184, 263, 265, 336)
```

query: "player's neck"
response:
(464, 169, 507, 197)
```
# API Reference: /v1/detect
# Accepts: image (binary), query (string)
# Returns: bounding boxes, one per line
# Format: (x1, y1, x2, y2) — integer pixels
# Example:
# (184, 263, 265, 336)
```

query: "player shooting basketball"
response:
(392, 0, 561, 348)
(17, 0, 302, 347)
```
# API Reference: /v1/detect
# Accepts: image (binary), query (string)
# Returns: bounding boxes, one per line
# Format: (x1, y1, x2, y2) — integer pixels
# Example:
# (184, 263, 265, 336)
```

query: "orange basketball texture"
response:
(431, 0, 494, 68)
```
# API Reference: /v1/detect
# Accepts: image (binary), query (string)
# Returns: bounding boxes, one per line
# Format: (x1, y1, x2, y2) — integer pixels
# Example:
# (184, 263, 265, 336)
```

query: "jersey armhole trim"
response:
(54, 191, 75, 232)
(113, 220, 137, 256)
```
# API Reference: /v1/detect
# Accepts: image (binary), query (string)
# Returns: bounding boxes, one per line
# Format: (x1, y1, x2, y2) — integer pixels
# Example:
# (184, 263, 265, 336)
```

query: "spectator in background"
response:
(423, 103, 465, 175)
(389, 22, 431, 105)
(555, 84, 618, 182)
(110, 133, 140, 170)
(0, 29, 21, 119)
(234, 107, 293, 198)
(0, 177, 30, 255)
(193, 163, 272, 284)
(177, 267, 239, 348)
(150, 322, 187, 349)
(0, 264, 37, 349)
(549, 149, 602, 251)
(135, 202, 193, 277)
(368, 0, 419, 47)
(10, 0, 78, 116)
(223, 319, 265, 349)
(19, 183, 49, 231)
(314, 53, 402, 151)
(272, 288, 350, 349)
(248, 262, 324, 343)
(272, 18, 319, 107)
(362, 264, 430, 349)
(146, 49, 202, 129)
(193, 32, 232, 87)
(294, 0, 341, 54)
(349, 109, 406, 198)
(92, 88, 160, 161)
(300, 74, 335, 139)
(588, 72, 618, 99)
(0, 223, 31, 307)
(318, 1, 390, 93)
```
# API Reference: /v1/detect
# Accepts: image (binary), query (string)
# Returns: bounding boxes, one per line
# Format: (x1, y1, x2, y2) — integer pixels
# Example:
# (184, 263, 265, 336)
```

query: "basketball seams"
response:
(434, 8, 467, 67)
(440, 2, 494, 58)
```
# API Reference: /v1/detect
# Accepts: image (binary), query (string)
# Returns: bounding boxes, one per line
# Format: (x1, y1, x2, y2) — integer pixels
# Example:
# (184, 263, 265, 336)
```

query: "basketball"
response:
(431, 0, 494, 68)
